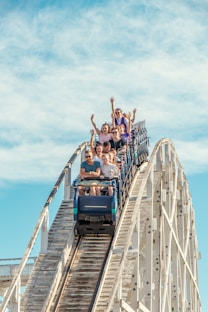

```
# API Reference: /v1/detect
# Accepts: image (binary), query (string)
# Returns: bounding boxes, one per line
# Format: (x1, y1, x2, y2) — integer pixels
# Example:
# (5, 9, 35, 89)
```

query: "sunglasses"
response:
(85, 155, 91, 158)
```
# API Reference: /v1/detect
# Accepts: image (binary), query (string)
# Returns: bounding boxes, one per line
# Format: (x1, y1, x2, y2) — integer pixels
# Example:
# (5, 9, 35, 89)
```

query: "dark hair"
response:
(96, 141, 102, 146)
(103, 141, 110, 147)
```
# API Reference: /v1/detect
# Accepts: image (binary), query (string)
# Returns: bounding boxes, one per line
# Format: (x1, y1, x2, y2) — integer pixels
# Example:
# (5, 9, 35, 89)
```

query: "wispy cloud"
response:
(173, 137, 208, 175)
(0, 0, 208, 182)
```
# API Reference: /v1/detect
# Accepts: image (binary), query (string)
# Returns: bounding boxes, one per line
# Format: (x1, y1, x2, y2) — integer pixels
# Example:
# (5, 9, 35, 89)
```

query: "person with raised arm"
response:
(110, 96, 129, 133)
(110, 96, 137, 129)
(117, 111, 132, 142)
(90, 129, 103, 166)
(90, 114, 112, 144)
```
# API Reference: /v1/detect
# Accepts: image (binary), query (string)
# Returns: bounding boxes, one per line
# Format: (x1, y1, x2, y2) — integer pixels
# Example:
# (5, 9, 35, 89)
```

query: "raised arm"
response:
(110, 97, 116, 127)
(131, 108, 137, 124)
(111, 112, 116, 127)
(110, 96, 115, 115)
(90, 114, 100, 135)
(90, 129, 96, 156)
(127, 112, 132, 134)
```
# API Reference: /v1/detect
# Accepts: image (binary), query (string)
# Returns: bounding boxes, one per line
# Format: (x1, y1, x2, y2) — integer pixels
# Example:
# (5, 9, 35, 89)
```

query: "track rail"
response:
(51, 235, 113, 312)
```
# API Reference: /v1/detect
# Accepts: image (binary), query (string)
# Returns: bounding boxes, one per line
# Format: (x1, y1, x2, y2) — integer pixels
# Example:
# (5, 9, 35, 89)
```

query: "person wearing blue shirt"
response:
(79, 150, 101, 195)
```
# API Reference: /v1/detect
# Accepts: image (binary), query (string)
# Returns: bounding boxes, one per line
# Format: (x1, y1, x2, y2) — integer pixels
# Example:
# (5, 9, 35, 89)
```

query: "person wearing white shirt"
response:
(100, 153, 120, 196)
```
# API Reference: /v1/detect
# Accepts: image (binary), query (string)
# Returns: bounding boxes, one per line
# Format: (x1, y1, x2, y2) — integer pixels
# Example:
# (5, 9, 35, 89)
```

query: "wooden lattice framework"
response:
(0, 139, 201, 312)
(93, 138, 201, 312)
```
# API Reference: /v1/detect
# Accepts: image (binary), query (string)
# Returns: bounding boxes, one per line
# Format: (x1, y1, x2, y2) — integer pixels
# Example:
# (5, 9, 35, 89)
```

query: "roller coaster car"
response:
(73, 178, 120, 235)
(73, 121, 149, 236)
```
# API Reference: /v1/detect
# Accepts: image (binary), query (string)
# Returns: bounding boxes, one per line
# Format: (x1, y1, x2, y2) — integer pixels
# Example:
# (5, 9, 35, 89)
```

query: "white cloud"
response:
(0, 141, 77, 181)
(0, 0, 208, 182)
(172, 138, 208, 175)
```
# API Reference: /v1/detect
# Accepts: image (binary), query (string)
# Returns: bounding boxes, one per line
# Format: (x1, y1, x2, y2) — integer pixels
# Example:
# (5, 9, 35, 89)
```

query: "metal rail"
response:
(0, 142, 88, 312)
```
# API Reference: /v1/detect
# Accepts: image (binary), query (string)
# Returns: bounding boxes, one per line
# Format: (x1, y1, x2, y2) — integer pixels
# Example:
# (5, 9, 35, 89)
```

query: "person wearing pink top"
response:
(90, 114, 112, 144)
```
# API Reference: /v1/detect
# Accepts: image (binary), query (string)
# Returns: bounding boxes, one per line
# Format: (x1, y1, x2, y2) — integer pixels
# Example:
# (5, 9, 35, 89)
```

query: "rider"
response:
(78, 150, 101, 196)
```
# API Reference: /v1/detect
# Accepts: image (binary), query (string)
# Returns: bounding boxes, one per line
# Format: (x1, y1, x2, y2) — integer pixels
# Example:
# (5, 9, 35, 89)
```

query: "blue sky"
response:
(0, 0, 208, 309)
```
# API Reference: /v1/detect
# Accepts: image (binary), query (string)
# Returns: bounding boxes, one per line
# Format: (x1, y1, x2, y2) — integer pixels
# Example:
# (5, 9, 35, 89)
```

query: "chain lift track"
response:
(0, 129, 201, 311)
(51, 235, 113, 312)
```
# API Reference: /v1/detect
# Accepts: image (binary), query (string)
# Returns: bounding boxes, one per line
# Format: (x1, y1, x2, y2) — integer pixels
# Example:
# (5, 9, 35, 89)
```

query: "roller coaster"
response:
(0, 120, 201, 312)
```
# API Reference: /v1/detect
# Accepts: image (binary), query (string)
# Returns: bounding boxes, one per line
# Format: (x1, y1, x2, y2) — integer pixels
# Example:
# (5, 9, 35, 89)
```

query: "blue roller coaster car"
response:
(73, 178, 120, 235)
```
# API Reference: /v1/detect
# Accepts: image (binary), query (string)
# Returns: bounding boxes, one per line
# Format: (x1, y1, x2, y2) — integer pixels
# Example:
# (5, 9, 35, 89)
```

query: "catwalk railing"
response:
(0, 142, 89, 312)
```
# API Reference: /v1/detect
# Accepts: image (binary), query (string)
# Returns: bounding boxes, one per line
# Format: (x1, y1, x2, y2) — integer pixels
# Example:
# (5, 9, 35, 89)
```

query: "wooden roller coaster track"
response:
(0, 136, 201, 312)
